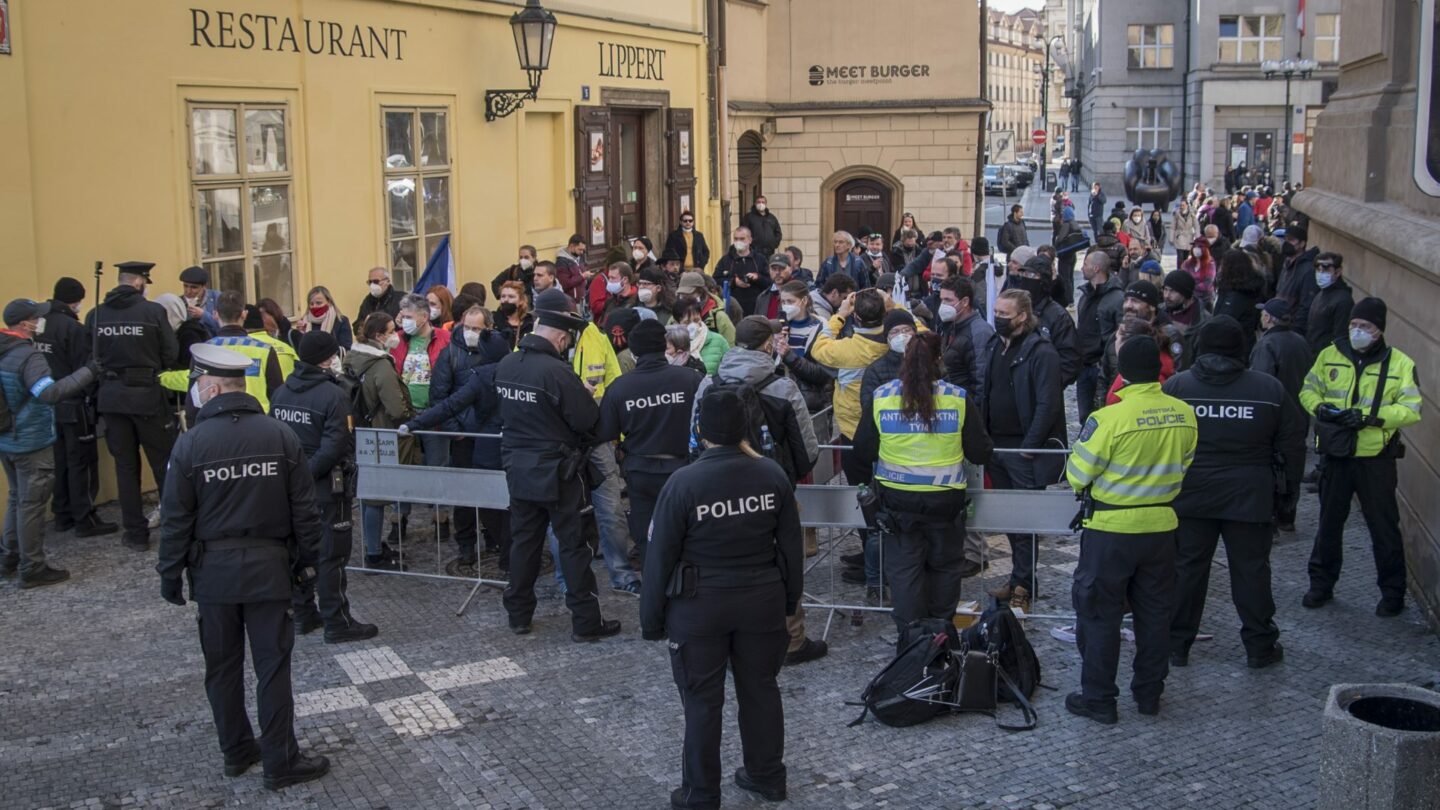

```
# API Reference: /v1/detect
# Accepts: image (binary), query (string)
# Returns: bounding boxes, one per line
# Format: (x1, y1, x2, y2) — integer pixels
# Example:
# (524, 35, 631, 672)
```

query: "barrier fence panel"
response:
(352, 428, 1083, 623)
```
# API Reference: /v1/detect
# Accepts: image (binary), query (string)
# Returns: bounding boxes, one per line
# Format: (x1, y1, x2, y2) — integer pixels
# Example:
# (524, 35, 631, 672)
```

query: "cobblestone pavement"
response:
(3, 482, 1437, 810)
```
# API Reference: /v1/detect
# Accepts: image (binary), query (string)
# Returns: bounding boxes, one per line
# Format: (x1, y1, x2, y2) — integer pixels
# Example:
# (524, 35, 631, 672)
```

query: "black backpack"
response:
(963, 606, 1042, 704)
(692, 372, 798, 480)
(848, 619, 959, 728)
(335, 369, 374, 429)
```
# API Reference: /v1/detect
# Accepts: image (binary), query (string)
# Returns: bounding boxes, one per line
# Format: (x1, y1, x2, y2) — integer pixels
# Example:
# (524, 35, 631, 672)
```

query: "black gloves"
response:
(161, 577, 186, 606)
(1337, 409, 1366, 429)
(292, 560, 318, 588)
(642, 628, 667, 641)
(1315, 404, 1343, 423)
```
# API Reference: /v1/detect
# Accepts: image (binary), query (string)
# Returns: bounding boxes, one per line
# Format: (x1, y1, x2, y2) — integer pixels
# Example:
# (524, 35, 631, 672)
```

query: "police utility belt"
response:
(104, 366, 159, 387)
(1069, 488, 1173, 532)
(666, 561, 781, 598)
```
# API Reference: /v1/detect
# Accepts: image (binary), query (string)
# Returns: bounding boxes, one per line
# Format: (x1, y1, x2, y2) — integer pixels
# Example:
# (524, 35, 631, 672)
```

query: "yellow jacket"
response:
(810, 314, 889, 438)
(1299, 343, 1421, 458)
(572, 321, 621, 401)
(249, 331, 299, 380)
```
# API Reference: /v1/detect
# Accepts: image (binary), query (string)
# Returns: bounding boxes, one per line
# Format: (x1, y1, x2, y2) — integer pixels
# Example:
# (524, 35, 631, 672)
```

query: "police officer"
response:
(641, 388, 803, 810)
(87, 261, 179, 550)
(493, 289, 621, 641)
(1300, 297, 1422, 617)
(595, 319, 702, 566)
(36, 277, 116, 537)
(269, 331, 379, 643)
(1065, 336, 1197, 724)
(852, 332, 993, 631)
(157, 344, 329, 789)
(209, 291, 284, 411)
(1162, 316, 1305, 669)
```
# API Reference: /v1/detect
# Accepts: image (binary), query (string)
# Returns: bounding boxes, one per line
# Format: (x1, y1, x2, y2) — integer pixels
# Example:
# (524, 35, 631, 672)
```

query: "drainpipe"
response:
(974, 0, 990, 239)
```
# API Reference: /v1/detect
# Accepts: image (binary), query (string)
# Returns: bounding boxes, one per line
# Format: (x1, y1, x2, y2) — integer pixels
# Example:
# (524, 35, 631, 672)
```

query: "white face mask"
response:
(888, 333, 912, 353)
(782, 303, 802, 321)
(400, 317, 419, 335)
(463, 328, 482, 348)
(1315, 271, 1334, 289)
(686, 322, 705, 344)
(1133, 215, 1143, 223)
(937, 303, 959, 323)
(328, 356, 343, 373)
(605, 280, 623, 295)
(369, 282, 385, 298)
(519, 258, 534, 270)
(1350, 327, 1375, 351)
(734, 241, 750, 253)
(868, 249, 882, 257)
(189, 382, 215, 409)
(633, 249, 647, 261)
(637, 287, 655, 305)
(756, 203, 767, 213)
(1192, 247, 1203, 258)
(384, 333, 401, 350)
(32, 318, 46, 336)
(428, 306, 442, 320)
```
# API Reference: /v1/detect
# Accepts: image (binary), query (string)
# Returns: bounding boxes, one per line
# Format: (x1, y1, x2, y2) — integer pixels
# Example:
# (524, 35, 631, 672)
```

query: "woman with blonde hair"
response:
(290, 285, 354, 351)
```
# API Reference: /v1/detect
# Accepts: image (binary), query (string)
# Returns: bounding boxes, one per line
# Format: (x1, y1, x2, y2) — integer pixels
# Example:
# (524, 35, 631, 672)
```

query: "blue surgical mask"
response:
(1316, 271, 1334, 289)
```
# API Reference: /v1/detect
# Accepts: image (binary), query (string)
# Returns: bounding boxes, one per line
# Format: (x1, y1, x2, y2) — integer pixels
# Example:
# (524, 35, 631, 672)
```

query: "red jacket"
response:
(1104, 352, 1174, 405)
(389, 325, 452, 371)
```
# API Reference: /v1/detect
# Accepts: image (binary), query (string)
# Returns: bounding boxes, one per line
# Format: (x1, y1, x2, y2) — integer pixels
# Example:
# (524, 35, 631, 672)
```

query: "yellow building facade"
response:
(0, 0, 713, 503)
(1, 0, 714, 311)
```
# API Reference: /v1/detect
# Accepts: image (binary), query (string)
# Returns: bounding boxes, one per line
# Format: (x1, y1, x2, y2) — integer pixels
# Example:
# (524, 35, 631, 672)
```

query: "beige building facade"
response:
(987, 8, 1047, 156)
(718, 0, 985, 262)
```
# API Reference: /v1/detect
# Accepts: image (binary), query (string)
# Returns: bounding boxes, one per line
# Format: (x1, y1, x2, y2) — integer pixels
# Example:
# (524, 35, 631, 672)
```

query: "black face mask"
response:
(994, 316, 1015, 338)
(1282, 242, 1298, 257)
(497, 302, 518, 319)
(1015, 276, 1049, 301)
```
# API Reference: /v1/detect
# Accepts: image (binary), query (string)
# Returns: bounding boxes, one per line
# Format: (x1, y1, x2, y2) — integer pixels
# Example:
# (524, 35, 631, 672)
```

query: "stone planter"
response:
(1319, 683, 1440, 809)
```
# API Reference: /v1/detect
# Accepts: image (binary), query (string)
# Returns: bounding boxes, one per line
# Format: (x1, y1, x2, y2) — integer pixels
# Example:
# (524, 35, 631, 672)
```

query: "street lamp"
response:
(1260, 57, 1318, 185)
(1036, 34, 1064, 190)
(485, 0, 558, 122)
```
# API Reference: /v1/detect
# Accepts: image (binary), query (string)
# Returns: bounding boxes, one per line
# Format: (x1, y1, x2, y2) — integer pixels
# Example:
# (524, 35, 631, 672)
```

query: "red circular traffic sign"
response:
(1032, 130, 1047, 145)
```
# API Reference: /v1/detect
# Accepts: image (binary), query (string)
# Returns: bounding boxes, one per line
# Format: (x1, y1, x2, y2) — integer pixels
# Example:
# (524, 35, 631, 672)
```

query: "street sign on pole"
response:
(987, 130, 1016, 165)
(1032, 129, 1047, 145)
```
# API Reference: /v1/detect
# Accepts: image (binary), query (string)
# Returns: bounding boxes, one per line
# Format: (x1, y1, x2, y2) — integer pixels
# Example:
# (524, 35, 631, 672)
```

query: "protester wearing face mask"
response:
(179, 265, 222, 337)
(358, 266, 403, 320)
(405, 305, 514, 575)
(1121, 206, 1153, 252)
(741, 195, 783, 259)
(676, 272, 737, 345)
(491, 246, 539, 301)
(635, 265, 675, 324)
(673, 297, 730, 374)
(267, 330, 380, 643)
(664, 323, 709, 375)
(390, 295, 452, 523)
(663, 210, 711, 271)
(588, 261, 639, 321)
(0, 298, 100, 588)
(289, 286, 354, 351)
(425, 286, 454, 330)
(1008, 255, 1081, 385)
(1301, 298, 1423, 618)
(495, 281, 534, 349)
(982, 289, 1066, 615)
(1303, 252, 1354, 355)
(1180, 239, 1218, 311)
(1274, 224, 1320, 337)
(775, 281, 834, 415)
(714, 226, 768, 316)
(344, 313, 417, 571)
(934, 276, 995, 399)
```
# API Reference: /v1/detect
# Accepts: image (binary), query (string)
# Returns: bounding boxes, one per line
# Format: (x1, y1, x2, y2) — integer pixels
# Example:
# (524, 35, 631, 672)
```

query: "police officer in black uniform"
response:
(269, 331, 379, 644)
(87, 261, 179, 550)
(36, 277, 116, 537)
(157, 344, 330, 790)
(493, 289, 621, 641)
(1163, 316, 1305, 669)
(641, 388, 803, 810)
(595, 319, 702, 565)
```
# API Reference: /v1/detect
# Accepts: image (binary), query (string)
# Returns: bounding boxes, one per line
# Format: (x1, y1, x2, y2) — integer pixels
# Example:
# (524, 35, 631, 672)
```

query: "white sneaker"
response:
(1050, 624, 1077, 643)
(147, 507, 161, 529)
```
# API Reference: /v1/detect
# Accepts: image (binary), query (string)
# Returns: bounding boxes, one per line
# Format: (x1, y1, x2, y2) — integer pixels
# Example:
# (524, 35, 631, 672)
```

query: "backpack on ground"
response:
(692, 373, 797, 479)
(848, 618, 959, 728)
(963, 606, 1043, 704)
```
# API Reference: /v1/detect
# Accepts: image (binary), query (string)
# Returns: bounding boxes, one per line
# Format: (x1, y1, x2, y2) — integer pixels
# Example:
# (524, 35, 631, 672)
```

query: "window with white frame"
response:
(382, 107, 452, 292)
(1125, 107, 1172, 151)
(1218, 15, 1283, 63)
(189, 102, 295, 310)
(1315, 14, 1340, 64)
(1127, 24, 1175, 69)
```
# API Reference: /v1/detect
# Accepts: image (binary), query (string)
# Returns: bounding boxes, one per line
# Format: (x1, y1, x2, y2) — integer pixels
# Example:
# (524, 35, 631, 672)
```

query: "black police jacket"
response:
(493, 333, 599, 501)
(86, 285, 178, 415)
(595, 354, 703, 475)
(269, 362, 353, 487)
(1163, 354, 1306, 523)
(34, 300, 93, 424)
(640, 446, 803, 638)
(157, 392, 322, 604)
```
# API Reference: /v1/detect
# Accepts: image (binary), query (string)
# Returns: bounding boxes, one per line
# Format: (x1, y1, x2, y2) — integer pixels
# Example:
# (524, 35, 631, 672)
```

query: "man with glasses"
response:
(357, 267, 403, 321)
(663, 211, 711, 272)
(1305, 253, 1353, 356)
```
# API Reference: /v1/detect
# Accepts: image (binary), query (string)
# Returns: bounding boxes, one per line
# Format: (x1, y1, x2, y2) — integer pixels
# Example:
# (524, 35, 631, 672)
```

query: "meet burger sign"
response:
(808, 63, 932, 86)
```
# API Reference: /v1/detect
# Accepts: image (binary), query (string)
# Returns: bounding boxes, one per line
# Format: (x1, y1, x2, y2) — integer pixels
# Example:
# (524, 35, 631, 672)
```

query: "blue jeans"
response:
(361, 501, 409, 557)
(1076, 364, 1101, 426)
(550, 443, 638, 590)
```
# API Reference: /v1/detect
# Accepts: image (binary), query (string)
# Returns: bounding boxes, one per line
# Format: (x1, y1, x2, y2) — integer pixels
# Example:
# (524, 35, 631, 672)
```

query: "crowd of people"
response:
(0, 184, 1422, 802)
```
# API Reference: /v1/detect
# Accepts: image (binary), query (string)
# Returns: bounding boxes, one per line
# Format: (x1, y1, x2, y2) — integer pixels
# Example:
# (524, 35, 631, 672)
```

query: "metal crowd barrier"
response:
(353, 426, 1081, 622)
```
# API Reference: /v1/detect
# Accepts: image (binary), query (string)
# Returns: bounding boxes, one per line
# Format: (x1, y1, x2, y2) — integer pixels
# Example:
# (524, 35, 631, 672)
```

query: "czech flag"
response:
(414, 235, 456, 294)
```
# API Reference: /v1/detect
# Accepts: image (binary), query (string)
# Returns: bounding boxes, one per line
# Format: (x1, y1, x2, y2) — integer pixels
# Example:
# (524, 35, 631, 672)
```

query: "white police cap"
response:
(189, 343, 252, 379)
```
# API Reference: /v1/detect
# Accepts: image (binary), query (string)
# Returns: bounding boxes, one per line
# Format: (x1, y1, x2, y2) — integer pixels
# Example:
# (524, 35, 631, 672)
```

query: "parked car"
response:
(1008, 163, 1035, 188)
(984, 165, 1018, 195)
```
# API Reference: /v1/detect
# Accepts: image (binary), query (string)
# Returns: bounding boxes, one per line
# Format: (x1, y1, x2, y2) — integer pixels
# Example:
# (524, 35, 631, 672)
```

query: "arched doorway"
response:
(736, 131, 764, 217)
(833, 177, 893, 242)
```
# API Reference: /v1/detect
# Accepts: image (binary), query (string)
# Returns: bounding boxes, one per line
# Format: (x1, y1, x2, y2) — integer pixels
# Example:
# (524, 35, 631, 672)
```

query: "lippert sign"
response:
(808, 63, 931, 86)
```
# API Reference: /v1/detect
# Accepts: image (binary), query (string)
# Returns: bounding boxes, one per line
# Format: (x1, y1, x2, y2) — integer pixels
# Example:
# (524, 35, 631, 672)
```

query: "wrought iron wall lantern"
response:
(485, 0, 557, 122)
